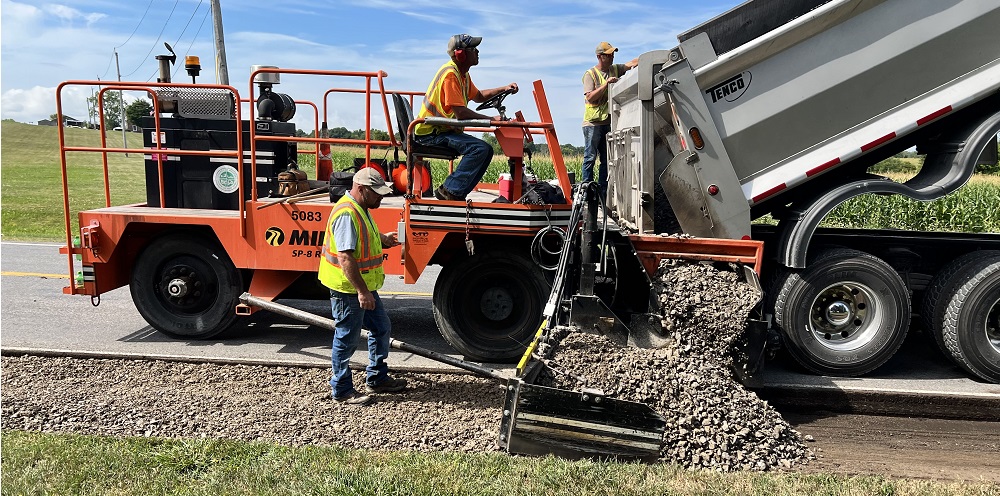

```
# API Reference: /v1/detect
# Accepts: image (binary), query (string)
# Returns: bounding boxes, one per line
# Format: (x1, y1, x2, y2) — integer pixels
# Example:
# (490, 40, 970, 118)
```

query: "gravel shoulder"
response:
(3, 355, 999, 482)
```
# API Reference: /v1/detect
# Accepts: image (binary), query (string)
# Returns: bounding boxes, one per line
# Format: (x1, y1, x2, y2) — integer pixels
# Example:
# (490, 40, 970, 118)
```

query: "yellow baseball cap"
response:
(595, 41, 618, 55)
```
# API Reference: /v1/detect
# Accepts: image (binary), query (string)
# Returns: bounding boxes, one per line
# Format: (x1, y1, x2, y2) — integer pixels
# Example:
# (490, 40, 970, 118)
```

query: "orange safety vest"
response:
(317, 193, 385, 293)
(414, 60, 472, 136)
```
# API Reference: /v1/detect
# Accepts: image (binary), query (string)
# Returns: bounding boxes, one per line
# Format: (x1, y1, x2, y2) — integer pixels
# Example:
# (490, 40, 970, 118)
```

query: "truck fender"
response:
(777, 108, 1000, 269)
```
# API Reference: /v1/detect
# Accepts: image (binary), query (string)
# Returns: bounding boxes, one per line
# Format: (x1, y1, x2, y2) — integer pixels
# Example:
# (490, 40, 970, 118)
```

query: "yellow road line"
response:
(0, 271, 432, 296)
(1, 271, 70, 279)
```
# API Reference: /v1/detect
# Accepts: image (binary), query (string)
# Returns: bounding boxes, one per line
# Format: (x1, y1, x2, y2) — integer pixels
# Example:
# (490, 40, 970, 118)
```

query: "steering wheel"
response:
(475, 87, 517, 114)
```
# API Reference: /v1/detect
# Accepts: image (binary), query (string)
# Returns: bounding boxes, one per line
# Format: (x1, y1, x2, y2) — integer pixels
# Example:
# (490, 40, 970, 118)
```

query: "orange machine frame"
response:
(57, 70, 571, 310)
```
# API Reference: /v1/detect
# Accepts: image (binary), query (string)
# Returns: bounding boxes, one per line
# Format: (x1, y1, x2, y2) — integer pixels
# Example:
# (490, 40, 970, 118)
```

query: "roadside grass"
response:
(3, 431, 996, 496)
(1, 121, 147, 241)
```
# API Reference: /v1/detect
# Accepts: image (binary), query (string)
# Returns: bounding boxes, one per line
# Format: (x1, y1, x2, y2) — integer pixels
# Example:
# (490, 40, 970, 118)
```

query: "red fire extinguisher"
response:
(317, 121, 333, 182)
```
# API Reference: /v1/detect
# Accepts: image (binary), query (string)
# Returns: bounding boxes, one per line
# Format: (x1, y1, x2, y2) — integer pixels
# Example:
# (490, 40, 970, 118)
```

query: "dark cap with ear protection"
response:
(448, 34, 482, 55)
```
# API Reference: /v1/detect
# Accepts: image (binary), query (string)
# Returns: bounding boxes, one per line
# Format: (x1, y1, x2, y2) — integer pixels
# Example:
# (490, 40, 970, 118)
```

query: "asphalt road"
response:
(3, 241, 999, 419)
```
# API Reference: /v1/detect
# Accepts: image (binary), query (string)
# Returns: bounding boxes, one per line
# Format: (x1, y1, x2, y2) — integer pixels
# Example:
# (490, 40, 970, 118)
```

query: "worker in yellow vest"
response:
(582, 41, 638, 197)
(318, 168, 403, 406)
(414, 33, 519, 201)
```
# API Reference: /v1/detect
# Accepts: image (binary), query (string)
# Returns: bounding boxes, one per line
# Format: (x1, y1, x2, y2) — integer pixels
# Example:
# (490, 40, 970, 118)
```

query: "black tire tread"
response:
(922, 251, 1000, 357)
(432, 249, 548, 362)
(130, 234, 242, 339)
(939, 255, 1000, 382)
(772, 248, 910, 377)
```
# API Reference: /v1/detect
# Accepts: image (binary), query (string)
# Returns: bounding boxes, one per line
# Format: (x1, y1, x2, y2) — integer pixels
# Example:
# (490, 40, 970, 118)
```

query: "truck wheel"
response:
(773, 248, 910, 376)
(934, 254, 1000, 383)
(921, 251, 1000, 358)
(130, 234, 243, 339)
(433, 250, 549, 362)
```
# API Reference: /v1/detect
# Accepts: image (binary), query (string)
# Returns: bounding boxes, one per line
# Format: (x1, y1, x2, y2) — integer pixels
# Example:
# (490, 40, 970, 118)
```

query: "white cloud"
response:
(1, 85, 92, 124)
(42, 3, 107, 25)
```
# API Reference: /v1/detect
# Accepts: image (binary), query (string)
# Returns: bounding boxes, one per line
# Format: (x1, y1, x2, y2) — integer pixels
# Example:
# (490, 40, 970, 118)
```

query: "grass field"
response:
(3, 431, 997, 496)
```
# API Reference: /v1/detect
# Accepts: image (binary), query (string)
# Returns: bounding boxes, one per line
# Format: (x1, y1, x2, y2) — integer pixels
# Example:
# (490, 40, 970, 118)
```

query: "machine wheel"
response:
(933, 254, 1000, 383)
(433, 250, 550, 362)
(130, 234, 243, 339)
(921, 251, 1000, 357)
(772, 248, 910, 376)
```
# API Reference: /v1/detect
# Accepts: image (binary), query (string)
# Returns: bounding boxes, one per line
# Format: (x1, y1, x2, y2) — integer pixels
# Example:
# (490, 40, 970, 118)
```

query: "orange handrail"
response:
(56, 80, 243, 292)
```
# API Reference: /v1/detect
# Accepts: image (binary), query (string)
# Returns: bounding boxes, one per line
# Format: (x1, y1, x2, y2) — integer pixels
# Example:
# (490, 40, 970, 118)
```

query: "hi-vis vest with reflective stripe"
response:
(414, 60, 471, 136)
(317, 193, 385, 293)
(583, 65, 622, 123)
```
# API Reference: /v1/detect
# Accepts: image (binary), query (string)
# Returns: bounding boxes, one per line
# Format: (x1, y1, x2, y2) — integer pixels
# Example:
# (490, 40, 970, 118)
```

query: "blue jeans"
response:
(414, 132, 494, 198)
(329, 290, 391, 398)
(582, 124, 610, 196)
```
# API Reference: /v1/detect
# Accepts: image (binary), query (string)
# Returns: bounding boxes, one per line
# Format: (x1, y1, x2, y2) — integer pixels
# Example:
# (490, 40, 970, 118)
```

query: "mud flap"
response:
(499, 379, 666, 462)
(660, 150, 714, 237)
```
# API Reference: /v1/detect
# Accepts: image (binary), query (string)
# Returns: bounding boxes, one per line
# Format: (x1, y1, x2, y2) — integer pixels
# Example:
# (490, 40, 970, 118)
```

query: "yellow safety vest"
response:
(317, 194, 385, 293)
(583, 65, 622, 123)
(414, 60, 472, 136)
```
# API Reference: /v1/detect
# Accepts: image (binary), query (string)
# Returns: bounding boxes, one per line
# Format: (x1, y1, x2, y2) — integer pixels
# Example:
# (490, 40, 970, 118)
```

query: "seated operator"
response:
(413, 34, 519, 201)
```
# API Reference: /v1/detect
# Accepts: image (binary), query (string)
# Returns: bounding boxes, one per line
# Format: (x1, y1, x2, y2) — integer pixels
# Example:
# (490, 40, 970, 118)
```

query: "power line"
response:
(122, 0, 181, 79)
(100, 0, 156, 80)
(173, 7, 212, 80)
(145, 0, 208, 82)
(170, 0, 205, 79)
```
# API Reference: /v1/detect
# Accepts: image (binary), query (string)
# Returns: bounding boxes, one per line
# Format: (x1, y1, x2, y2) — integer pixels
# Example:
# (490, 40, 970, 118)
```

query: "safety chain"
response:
(464, 198, 475, 255)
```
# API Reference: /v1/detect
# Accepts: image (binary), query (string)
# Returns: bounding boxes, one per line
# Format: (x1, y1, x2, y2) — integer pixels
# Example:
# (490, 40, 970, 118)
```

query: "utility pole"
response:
(211, 0, 230, 85)
(114, 49, 129, 156)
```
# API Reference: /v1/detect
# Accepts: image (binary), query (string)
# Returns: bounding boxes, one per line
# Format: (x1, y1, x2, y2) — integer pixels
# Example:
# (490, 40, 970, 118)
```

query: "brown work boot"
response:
(333, 390, 373, 406)
(434, 185, 463, 201)
(365, 376, 408, 394)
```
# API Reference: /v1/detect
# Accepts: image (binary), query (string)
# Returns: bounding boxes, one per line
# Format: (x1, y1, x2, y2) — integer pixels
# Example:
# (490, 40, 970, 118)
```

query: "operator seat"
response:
(392, 93, 460, 162)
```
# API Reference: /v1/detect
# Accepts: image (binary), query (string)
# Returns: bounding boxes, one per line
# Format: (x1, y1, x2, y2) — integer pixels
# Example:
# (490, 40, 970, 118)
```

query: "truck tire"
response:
(130, 234, 243, 339)
(433, 250, 549, 362)
(921, 251, 1000, 358)
(933, 254, 1000, 383)
(773, 248, 910, 376)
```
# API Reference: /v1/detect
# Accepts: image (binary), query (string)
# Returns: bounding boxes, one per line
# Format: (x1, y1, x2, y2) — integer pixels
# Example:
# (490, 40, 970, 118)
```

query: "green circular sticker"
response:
(213, 165, 240, 194)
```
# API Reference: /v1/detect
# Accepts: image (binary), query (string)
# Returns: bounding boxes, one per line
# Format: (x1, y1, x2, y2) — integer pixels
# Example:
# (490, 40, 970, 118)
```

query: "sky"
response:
(0, 0, 743, 147)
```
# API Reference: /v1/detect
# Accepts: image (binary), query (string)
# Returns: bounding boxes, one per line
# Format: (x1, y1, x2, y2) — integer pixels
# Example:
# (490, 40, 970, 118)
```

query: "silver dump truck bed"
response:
(608, 0, 1000, 239)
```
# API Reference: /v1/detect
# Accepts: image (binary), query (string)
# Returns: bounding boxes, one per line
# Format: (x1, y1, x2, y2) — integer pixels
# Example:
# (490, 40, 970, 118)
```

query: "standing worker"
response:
(582, 41, 638, 197)
(414, 33, 519, 201)
(318, 168, 405, 406)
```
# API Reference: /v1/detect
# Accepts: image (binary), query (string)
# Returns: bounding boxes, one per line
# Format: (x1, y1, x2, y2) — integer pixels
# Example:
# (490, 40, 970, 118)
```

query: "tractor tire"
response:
(772, 248, 910, 376)
(933, 253, 1000, 383)
(130, 234, 243, 339)
(433, 250, 549, 362)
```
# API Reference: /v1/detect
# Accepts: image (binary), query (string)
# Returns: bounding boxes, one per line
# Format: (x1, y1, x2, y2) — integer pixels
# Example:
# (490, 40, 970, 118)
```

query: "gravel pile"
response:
(2, 356, 503, 453)
(537, 259, 813, 471)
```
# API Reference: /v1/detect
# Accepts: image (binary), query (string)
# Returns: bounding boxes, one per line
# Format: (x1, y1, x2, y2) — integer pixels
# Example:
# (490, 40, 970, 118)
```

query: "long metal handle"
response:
(238, 293, 507, 381)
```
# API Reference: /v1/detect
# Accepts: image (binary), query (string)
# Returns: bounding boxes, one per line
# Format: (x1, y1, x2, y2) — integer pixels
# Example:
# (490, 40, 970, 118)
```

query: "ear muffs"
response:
(454, 49, 466, 63)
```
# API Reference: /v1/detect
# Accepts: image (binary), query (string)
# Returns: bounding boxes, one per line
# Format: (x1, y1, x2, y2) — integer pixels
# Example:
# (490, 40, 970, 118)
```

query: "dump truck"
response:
(597, 0, 1000, 382)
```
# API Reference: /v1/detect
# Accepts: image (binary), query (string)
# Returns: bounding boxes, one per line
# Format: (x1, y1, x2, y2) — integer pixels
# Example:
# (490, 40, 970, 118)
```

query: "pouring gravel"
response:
(537, 259, 813, 471)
